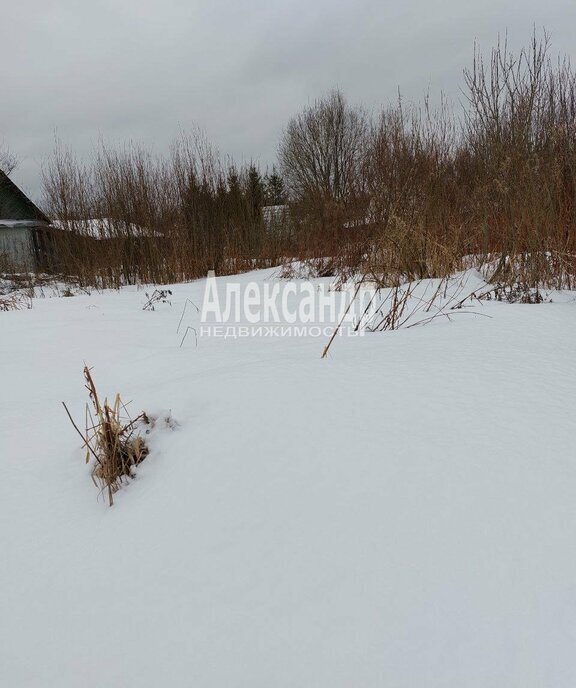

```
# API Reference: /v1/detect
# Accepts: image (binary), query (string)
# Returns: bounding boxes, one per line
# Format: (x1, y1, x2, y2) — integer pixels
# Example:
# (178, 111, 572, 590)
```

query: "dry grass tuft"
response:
(63, 366, 149, 506)
(143, 288, 172, 311)
(0, 292, 32, 311)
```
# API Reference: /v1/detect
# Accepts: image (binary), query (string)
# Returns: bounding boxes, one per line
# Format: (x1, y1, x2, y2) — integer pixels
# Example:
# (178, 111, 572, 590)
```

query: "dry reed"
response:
(63, 366, 149, 506)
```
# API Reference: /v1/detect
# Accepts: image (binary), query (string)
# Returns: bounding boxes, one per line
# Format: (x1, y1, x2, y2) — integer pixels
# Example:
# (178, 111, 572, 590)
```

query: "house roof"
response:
(51, 218, 164, 240)
(0, 171, 50, 224)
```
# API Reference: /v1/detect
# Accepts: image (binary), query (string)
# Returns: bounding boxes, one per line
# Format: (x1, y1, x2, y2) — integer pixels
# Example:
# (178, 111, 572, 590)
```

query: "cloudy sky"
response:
(2, 0, 575, 201)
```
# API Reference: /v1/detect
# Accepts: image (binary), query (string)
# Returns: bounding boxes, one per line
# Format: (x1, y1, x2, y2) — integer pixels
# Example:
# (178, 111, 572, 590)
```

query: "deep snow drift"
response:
(1, 268, 576, 687)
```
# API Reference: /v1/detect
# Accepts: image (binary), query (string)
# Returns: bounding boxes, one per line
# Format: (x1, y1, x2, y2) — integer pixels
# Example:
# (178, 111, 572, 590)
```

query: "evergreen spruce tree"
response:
(265, 167, 287, 205)
(246, 164, 265, 215)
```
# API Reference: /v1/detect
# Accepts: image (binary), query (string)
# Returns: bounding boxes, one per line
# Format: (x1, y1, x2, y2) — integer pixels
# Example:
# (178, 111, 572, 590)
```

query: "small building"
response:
(262, 204, 290, 236)
(0, 171, 52, 271)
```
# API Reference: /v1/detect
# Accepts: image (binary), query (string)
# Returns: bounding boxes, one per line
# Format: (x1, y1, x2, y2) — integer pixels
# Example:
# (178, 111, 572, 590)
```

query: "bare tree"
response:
(0, 142, 17, 175)
(278, 90, 368, 203)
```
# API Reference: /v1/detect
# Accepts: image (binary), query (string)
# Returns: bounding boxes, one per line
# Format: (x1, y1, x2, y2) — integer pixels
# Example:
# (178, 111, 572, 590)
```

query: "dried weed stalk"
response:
(143, 288, 172, 311)
(63, 366, 149, 506)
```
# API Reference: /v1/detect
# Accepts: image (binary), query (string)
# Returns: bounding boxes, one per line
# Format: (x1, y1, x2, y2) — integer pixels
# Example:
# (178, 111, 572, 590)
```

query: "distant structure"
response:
(262, 204, 289, 235)
(0, 171, 52, 271)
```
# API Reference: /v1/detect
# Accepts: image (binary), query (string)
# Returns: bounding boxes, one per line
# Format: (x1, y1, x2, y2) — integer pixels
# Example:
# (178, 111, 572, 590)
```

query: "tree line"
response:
(29, 30, 576, 288)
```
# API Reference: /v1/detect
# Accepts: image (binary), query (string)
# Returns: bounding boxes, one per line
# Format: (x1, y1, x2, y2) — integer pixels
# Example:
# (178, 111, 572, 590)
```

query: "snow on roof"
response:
(262, 204, 288, 218)
(262, 205, 289, 230)
(51, 218, 163, 240)
(0, 220, 48, 228)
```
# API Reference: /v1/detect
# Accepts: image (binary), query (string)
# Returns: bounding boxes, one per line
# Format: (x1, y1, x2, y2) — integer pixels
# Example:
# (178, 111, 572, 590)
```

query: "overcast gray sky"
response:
(2, 0, 576, 201)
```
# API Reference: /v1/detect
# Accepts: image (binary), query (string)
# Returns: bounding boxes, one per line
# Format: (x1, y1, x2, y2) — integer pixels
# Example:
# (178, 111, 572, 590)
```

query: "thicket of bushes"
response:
(42, 134, 290, 286)
(41, 32, 576, 289)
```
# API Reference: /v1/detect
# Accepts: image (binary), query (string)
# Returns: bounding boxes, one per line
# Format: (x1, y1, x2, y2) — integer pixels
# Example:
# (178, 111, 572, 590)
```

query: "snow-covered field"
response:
(1, 267, 576, 687)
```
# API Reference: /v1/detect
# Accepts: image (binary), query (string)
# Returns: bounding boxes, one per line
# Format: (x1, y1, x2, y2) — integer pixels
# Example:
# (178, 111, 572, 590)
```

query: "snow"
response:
(1, 268, 576, 687)
(0, 220, 45, 227)
(51, 218, 163, 239)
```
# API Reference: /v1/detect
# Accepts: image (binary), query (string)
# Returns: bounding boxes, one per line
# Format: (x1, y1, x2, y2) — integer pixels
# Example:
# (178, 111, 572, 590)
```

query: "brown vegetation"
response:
(42, 134, 291, 287)
(40, 31, 576, 292)
(63, 367, 149, 506)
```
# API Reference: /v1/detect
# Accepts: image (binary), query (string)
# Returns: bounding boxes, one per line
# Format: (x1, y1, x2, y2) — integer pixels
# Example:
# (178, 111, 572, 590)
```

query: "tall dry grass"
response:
(63, 367, 149, 506)
(360, 32, 576, 289)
